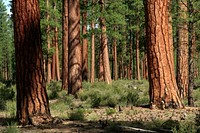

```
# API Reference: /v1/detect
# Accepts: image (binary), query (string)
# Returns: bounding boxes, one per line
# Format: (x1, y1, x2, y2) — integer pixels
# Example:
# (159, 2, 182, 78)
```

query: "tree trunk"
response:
(62, 0, 68, 90)
(54, 26, 60, 81)
(13, 0, 51, 125)
(188, 0, 195, 107)
(68, 0, 82, 95)
(82, 0, 88, 81)
(46, 0, 51, 84)
(90, 19, 95, 83)
(99, 37, 104, 81)
(136, 31, 141, 80)
(129, 30, 133, 80)
(99, 1, 112, 84)
(51, 37, 56, 80)
(176, 0, 188, 99)
(144, 0, 183, 109)
(113, 27, 118, 81)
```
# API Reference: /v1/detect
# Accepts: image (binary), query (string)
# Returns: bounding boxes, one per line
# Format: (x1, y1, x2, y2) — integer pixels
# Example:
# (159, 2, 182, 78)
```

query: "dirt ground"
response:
(0, 106, 199, 133)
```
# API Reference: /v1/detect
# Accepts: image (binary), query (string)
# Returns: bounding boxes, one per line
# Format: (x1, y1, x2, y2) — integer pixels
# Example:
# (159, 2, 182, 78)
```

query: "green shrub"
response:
(106, 108, 116, 115)
(3, 122, 20, 133)
(6, 101, 16, 118)
(0, 83, 15, 101)
(69, 109, 85, 121)
(172, 121, 197, 133)
(0, 98, 6, 111)
(47, 80, 62, 99)
(126, 90, 139, 106)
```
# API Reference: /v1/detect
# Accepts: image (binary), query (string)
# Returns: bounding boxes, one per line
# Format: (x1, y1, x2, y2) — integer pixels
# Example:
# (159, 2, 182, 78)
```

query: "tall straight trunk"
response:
(99, 36, 104, 81)
(53, 1, 60, 81)
(188, 0, 195, 107)
(99, 1, 112, 84)
(176, 0, 188, 98)
(90, 19, 95, 83)
(46, 0, 51, 83)
(62, 0, 68, 90)
(142, 53, 148, 79)
(144, 0, 183, 109)
(136, 31, 141, 80)
(51, 37, 56, 80)
(113, 27, 118, 80)
(82, 0, 88, 81)
(13, 0, 51, 125)
(54, 26, 60, 81)
(129, 30, 133, 79)
(68, 0, 82, 95)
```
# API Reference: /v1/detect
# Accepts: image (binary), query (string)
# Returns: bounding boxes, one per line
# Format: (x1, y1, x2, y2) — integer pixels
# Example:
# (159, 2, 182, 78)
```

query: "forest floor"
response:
(1, 80, 200, 132)
(0, 105, 199, 133)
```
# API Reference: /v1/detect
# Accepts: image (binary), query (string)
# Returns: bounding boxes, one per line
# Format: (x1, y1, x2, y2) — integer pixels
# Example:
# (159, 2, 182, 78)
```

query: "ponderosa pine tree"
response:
(90, 0, 95, 83)
(13, 0, 51, 125)
(144, 0, 183, 109)
(82, 0, 88, 81)
(62, 0, 68, 90)
(99, 0, 112, 84)
(68, 0, 82, 95)
(176, 0, 189, 99)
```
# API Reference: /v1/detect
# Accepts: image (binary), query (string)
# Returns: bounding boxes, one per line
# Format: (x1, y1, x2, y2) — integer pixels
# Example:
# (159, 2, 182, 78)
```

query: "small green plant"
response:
(172, 121, 197, 133)
(6, 101, 16, 118)
(69, 109, 85, 121)
(47, 80, 62, 99)
(106, 108, 116, 115)
(0, 83, 15, 101)
(0, 98, 6, 111)
(3, 122, 20, 133)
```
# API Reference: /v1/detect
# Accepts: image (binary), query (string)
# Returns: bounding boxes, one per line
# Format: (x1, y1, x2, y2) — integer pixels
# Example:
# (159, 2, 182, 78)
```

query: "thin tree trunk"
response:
(62, 0, 68, 90)
(46, 0, 51, 83)
(188, 0, 195, 107)
(99, 37, 104, 81)
(90, 0, 95, 83)
(68, 0, 82, 95)
(51, 37, 56, 80)
(82, 0, 88, 81)
(129, 30, 133, 79)
(13, 0, 51, 125)
(144, 0, 183, 109)
(136, 31, 140, 80)
(90, 19, 95, 83)
(113, 27, 118, 81)
(176, 0, 188, 98)
(55, 26, 60, 81)
(99, 1, 112, 84)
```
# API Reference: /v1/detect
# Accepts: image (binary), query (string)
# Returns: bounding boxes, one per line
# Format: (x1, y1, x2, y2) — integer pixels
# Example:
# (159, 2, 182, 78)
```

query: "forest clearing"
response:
(0, 0, 200, 132)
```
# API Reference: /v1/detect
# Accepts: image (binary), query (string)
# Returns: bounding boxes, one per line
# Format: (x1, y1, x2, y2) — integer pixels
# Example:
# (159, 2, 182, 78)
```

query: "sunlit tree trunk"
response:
(46, 0, 51, 83)
(90, 0, 95, 83)
(144, 0, 183, 109)
(99, 0, 112, 84)
(176, 0, 188, 98)
(136, 31, 141, 80)
(13, 0, 51, 125)
(68, 0, 82, 95)
(62, 0, 68, 90)
(90, 19, 95, 83)
(54, 26, 60, 81)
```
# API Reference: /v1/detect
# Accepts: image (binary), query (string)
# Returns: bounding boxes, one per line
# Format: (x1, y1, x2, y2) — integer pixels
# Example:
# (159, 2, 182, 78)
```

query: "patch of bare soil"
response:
(0, 106, 199, 133)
